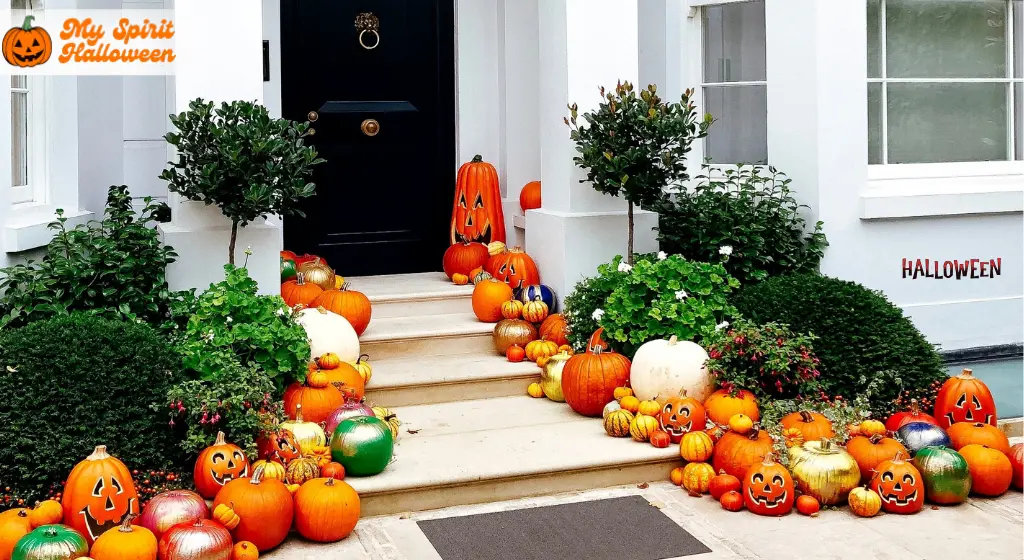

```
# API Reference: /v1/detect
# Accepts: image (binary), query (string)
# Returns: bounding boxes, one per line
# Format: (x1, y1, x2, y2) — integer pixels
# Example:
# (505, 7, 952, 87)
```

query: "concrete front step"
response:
(345, 395, 679, 516)
(364, 354, 541, 407)
(347, 272, 472, 319)
(359, 313, 495, 360)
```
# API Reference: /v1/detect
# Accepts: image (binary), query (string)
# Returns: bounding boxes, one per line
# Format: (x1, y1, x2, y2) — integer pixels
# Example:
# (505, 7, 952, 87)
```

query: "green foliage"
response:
(0, 315, 187, 502)
(161, 99, 324, 263)
(162, 359, 283, 458)
(0, 186, 195, 334)
(655, 164, 827, 285)
(563, 255, 636, 352)
(732, 274, 947, 417)
(178, 264, 310, 392)
(704, 318, 823, 402)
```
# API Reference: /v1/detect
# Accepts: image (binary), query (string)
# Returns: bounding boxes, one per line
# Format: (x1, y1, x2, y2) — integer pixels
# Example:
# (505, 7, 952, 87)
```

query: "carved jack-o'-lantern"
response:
(61, 446, 140, 544)
(934, 368, 997, 428)
(657, 389, 707, 443)
(450, 155, 506, 244)
(742, 456, 795, 516)
(193, 431, 251, 499)
(2, 16, 53, 68)
(869, 453, 924, 514)
(485, 248, 540, 291)
(263, 429, 301, 463)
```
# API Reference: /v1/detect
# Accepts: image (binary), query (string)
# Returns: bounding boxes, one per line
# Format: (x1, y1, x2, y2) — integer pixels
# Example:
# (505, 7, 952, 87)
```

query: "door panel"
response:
(281, 0, 455, 276)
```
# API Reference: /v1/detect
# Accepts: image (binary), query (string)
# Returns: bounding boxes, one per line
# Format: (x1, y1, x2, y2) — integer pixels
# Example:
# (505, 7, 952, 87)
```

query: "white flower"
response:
(592, 309, 605, 321)
(675, 290, 688, 300)
(718, 245, 733, 256)
(276, 308, 288, 317)
(226, 316, 233, 323)
(657, 251, 667, 261)
(715, 321, 730, 331)
(205, 330, 215, 341)
(617, 262, 632, 273)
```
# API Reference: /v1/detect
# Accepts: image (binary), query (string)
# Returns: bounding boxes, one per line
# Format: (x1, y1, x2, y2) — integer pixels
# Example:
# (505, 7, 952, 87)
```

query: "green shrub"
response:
(731, 274, 947, 417)
(0, 186, 195, 334)
(655, 164, 827, 285)
(564, 255, 636, 352)
(178, 264, 310, 392)
(0, 315, 187, 502)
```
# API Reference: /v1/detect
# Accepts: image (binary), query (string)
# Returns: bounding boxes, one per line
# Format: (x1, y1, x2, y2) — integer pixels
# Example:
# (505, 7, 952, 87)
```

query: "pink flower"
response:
(169, 419, 175, 427)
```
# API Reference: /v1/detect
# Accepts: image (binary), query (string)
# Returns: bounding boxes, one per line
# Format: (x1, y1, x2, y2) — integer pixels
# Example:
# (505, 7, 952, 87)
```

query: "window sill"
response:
(860, 174, 1024, 220)
(5, 208, 94, 253)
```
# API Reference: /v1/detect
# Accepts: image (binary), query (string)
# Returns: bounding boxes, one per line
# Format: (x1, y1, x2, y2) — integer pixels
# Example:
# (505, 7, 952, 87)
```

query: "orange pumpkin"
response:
(885, 398, 939, 431)
(524, 339, 558, 363)
(719, 490, 744, 512)
(27, 500, 62, 528)
(946, 421, 1010, 454)
(869, 453, 924, 514)
(0, 509, 32, 559)
(90, 515, 158, 560)
(451, 155, 506, 244)
(194, 431, 251, 499)
(501, 299, 524, 320)
(538, 314, 569, 346)
(521, 297, 549, 323)
(780, 410, 834, 442)
(796, 494, 820, 516)
(658, 389, 707, 443)
(485, 247, 540, 291)
(232, 541, 259, 560)
(519, 180, 541, 211)
(472, 279, 514, 322)
(1009, 443, 1023, 490)
(712, 425, 774, 479)
(742, 455, 795, 516)
(213, 466, 294, 552)
(452, 273, 469, 285)
(321, 462, 346, 480)
(310, 285, 372, 336)
(934, 368, 997, 428)
(669, 467, 685, 486)
(506, 344, 526, 362)
(858, 419, 886, 437)
(846, 435, 908, 483)
(959, 444, 1012, 497)
(283, 382, 345, 424)
(281, 274, 323, 308)
(258, 429, 301, 463)
(2, 16, 52, 68)
(306, 369, 330, 388)
(321, 362, 365, 401)
(62, 445, 140, 544)
(709, 470, 741, 500)
(443, 241, 490, 280)
(293, 478, 361, 543)
(317, 353, 342, 370)
(560, 346, 631, 417)
(703, 389, 760, 425)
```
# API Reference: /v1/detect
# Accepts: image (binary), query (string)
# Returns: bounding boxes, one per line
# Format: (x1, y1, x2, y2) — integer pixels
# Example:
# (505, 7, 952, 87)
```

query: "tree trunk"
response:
(228, 220, 238, 265)
(627, 203, 634, 266)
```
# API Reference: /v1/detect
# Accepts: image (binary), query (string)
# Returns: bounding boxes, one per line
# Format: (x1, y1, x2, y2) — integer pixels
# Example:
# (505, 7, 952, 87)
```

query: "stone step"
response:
(347, 272, 473, 319)
(345, 395, 679, 517)
(363, 354, 541, 407)
(359, 312, 495, 360)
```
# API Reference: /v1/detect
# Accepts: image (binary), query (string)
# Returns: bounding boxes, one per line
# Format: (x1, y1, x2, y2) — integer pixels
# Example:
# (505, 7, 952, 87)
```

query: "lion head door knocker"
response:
(355, 12, 380, 50)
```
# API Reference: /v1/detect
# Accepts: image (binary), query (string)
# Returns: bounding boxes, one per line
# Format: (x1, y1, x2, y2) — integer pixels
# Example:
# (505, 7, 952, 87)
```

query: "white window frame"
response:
(686, 0, 769, 171)
(10, 75, 48, 206)
(867, 0, 1024, 181)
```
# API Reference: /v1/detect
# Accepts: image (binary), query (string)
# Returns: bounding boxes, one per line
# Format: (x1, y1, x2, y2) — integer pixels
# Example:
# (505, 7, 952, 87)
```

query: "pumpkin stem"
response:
(960, 368, 973, 378)
(748, 425, 761, 440)
(668, 335, 678, 345)
(471, 154, 483, 163)
(17, 510, 27, 518)
(87, 445, 111, 461)
(868, 434, 884, 444)
(213, 431, 227, 446)
(325, 477, 336, 487)
(295, 403, 305, 423)
(20, 15, 35, 31)
(118, 514, 138, 533)
(799, 410, 813, 423)
(251, 465, 265, 484)
(359, 354, 370, 363)
(295, 272, 306, 286)
(909, 398, 920, 414)
(44, 527, 57, 538)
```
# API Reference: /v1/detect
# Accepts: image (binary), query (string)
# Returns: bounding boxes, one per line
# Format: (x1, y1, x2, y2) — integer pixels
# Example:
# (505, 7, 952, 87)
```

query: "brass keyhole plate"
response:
(361, 119, 380, 136)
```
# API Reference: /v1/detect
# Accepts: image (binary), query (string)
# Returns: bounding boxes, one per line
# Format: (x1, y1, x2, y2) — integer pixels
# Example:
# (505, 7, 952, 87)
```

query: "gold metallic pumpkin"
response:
(298, 258, 336, 290)
(280, 406, 327, 454)
(540, 351, 571, 402)
(788, 439, 861, 505)
(493, 319, 538, 354)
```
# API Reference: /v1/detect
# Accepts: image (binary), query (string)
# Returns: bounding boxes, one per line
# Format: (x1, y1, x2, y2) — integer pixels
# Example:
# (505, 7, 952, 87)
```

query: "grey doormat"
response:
(417, 495, 711, 560)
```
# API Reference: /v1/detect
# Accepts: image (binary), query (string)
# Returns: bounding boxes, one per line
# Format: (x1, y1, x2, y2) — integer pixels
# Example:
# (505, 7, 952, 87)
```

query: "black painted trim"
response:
(942, 343, 1023, 365)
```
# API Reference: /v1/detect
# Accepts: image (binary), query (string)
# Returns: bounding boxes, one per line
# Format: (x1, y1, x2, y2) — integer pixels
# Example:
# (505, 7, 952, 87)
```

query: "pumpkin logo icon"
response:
(3, 15, 52, 67)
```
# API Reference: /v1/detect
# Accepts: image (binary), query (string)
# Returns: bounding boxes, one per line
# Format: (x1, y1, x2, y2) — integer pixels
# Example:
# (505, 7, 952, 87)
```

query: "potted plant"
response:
(161, 99, 325, 264)
(567, 82, 711, 264)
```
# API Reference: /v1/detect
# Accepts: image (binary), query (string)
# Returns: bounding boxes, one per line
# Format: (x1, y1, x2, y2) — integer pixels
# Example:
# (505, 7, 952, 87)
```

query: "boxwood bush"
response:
(731, 274, 947, 417)
(0, 315, 187, 502)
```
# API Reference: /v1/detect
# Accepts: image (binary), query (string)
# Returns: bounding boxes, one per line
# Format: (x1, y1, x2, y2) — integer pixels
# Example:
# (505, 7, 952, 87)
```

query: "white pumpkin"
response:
(296, 306, 360, 363)
(628, 335, 711, 402)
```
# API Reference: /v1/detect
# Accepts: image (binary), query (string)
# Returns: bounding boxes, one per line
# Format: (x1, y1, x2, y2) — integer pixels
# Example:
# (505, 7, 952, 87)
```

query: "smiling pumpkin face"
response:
(869, 455, 924, 514)
(451, 155, 506, 245)
(934, 368, 997, 429)
(742, 457, 794, 516)
(658, 390, 707, 443)
(62, 446, 139, 544)
(193, 431, 251, 499)
(2, 16, 53, 68)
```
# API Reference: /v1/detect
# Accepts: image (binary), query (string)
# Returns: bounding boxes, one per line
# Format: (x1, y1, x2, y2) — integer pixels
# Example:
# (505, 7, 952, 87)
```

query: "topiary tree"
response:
(161, 99, 324, 265)
(0, 315, 188, 502)
(567, 82, 711, 264)
(731, 274, 948, 417)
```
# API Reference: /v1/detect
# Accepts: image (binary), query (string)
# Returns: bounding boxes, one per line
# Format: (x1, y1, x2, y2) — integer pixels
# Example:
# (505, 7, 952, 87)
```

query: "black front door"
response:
(281, 0, 455, 276)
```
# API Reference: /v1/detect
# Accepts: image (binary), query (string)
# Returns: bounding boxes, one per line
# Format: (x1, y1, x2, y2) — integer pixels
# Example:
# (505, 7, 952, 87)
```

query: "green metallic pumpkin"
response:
(912, 446, 971, 505)
(281, 257, 298, 282)
(12, 525, 89, 560)
(330, 415, 394, 476)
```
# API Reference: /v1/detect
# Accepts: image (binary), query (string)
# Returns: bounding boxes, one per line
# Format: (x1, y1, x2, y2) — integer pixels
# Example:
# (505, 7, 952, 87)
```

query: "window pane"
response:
(703, 85, 768, 164)
(1015, 0, 1022, 78)
(11, 91, 28, 187)
(10, 0, 29, 8)
(703, 0, 766, 83)
(886, 0, 1007, 79)
(1016, 82, 1022, 159)
(867, 0, 882, 78)
(868, 83, 884, 164)
(887, 82, 1007, 163)
(11, 75, 25, 89)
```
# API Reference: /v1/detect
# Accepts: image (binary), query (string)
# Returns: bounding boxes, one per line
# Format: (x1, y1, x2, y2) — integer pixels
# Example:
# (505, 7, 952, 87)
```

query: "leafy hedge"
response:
(0, 315, 187, 502)
(731, 274, 947, 417)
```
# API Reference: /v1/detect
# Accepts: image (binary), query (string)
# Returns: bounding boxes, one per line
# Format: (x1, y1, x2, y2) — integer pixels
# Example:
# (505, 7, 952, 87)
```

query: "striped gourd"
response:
(501, 300, 524, 320)
(604, 410, 635, 438)
(285, 457, 320, 485)
(682, 462, 716, 494)
(521, 296, 550, 323)
(630, 414, 660, 442)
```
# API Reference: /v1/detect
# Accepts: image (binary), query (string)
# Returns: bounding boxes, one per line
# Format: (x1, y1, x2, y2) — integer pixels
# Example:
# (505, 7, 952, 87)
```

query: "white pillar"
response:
(527, 0, 657, 302)
(159, 0, 280, 294)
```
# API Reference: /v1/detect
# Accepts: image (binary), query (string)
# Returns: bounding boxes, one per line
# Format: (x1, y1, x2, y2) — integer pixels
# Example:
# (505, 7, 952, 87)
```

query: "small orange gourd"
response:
(89, 515, 158, 560)
(28, 500, 62, 528)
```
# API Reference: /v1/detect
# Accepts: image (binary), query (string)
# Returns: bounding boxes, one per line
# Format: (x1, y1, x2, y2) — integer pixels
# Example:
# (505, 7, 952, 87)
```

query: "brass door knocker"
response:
(355, 12, 380, 50)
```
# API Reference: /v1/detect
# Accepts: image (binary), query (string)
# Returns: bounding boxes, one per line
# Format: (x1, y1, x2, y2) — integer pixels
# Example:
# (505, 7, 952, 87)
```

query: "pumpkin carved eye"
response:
(474, 193, 484, 209)
(751, 473, 764, 484)
(971, 395, 981, 409)
(110, 477, 123, 494)
(459, 193, 467, 208)
(772, 475, 784, 486)
(211, 452, 226, 464)
(902, 474, 914, 484)
(882, 471, 894, 482)
(92, 478, 105, 497)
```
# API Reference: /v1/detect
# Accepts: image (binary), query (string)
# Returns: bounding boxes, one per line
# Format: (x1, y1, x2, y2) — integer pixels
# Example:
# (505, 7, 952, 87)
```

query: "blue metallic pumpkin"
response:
(516, 284, 557, 312)
(896, 421, 951, 456)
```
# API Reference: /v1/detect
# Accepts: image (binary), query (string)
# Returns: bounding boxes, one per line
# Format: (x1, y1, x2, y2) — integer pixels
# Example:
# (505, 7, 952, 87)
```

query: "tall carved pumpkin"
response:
(62, 445, 140, 544)
(193, 431, 251, 499)
(450, 155, 506, 244)
(934, 368, 997, 428)
(485, 247, 540, 290)
(560, 346, 631, 417)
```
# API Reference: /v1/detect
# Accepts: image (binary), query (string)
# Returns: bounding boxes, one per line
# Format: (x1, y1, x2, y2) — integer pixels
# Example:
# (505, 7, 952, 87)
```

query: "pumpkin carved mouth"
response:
(461, 219, 492, 244)
(13, 50, 43, 62)
(661, 421, 691, 439)
(210, 465, 248, 486)
(878, 488, 917, 506)
(747, 487, 788, 508)
(79, 497, 136, 541)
